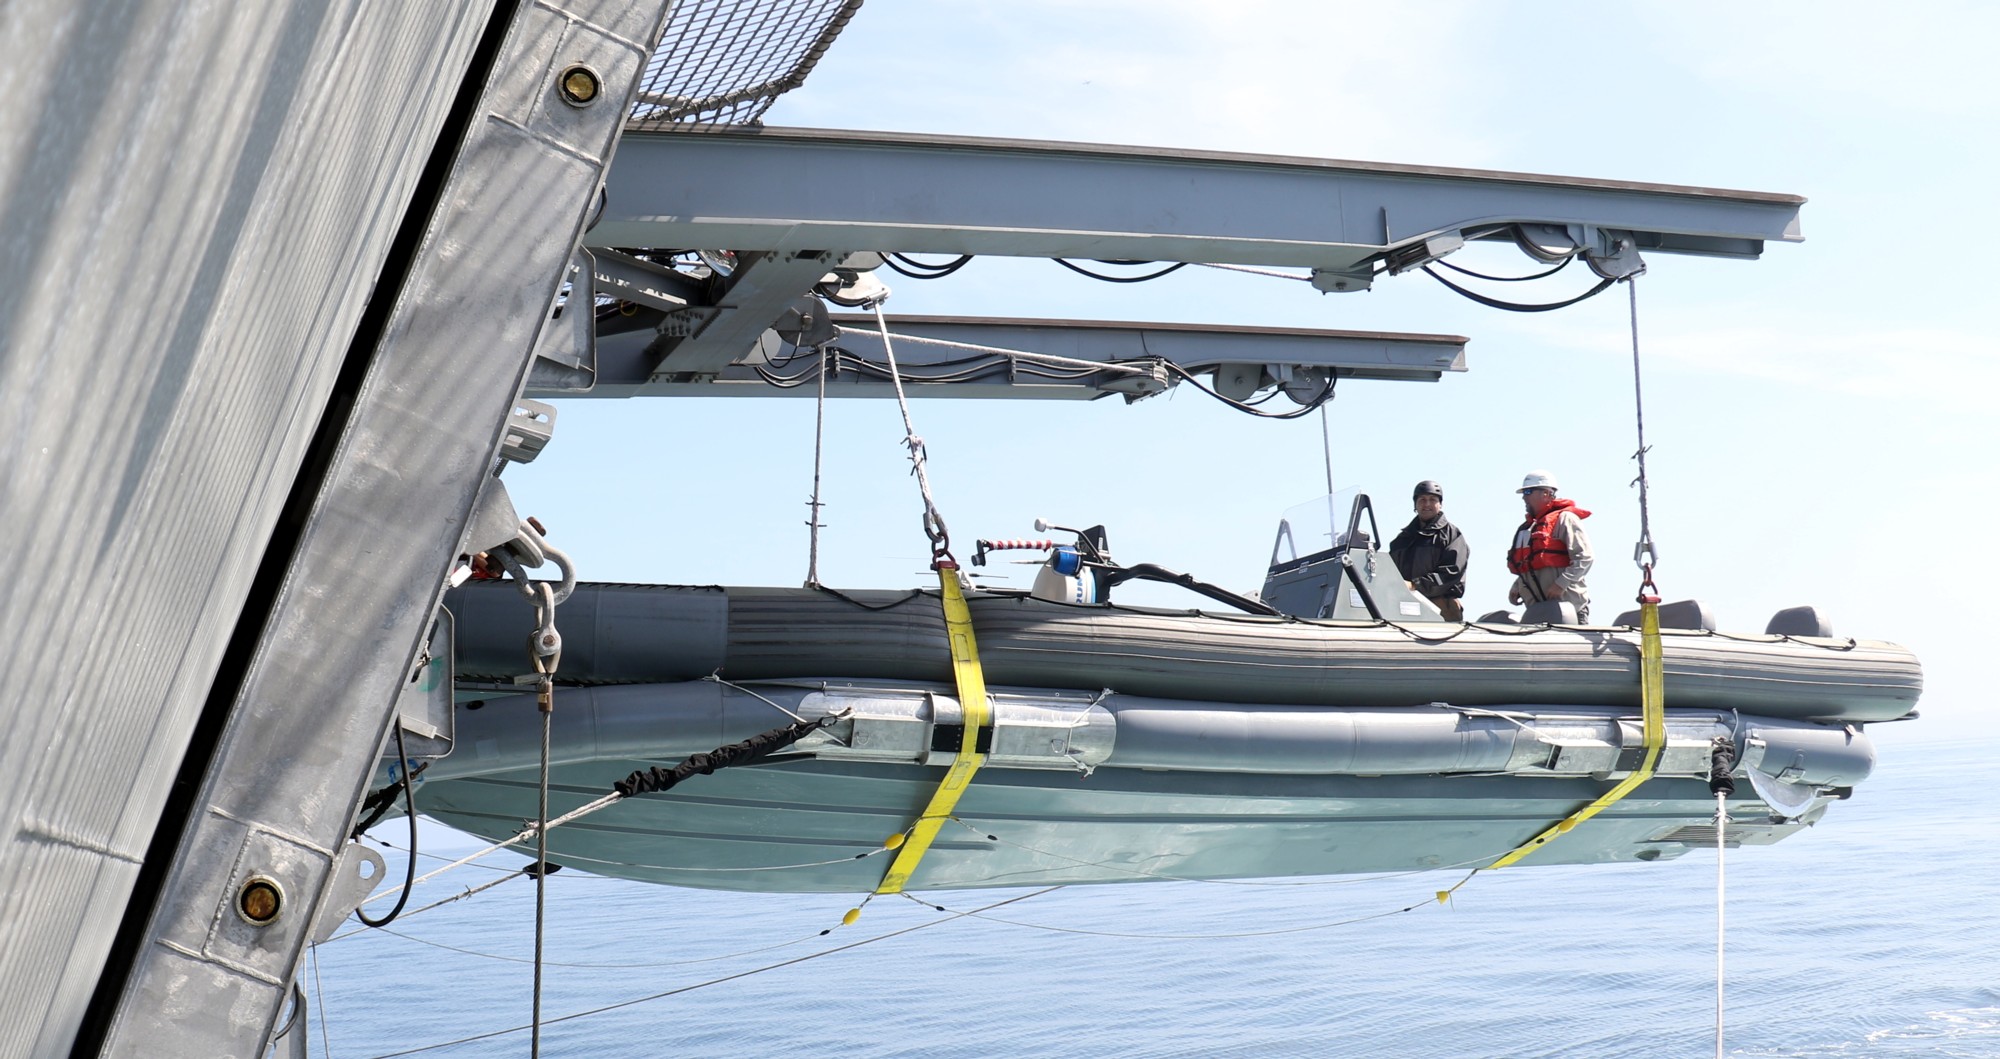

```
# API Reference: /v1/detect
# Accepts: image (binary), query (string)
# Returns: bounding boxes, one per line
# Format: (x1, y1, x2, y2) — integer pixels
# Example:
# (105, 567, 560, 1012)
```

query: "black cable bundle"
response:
(1708, 736, 1738, 797)
(614, 715, 835, 797)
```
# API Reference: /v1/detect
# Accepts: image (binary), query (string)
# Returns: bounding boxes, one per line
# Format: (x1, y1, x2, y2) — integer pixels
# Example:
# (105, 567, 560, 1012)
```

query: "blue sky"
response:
(512, 2, 1994, 741)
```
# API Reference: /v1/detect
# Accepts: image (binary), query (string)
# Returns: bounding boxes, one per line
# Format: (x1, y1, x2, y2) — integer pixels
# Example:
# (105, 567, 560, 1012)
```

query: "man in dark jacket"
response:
(1389, 480, 1469, 621)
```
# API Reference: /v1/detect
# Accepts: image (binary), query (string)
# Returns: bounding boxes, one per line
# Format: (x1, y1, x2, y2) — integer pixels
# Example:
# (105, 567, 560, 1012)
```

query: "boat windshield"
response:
(1268, 488, 1364, 570)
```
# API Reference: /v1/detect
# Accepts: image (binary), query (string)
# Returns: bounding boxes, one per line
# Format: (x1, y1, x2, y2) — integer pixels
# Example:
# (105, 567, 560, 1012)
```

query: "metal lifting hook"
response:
(923, 510, 955, 568)
(1637, 565, 1661, 606)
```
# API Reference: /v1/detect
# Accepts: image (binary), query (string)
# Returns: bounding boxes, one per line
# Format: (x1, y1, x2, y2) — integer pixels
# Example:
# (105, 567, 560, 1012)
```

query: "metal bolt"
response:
(237, 876, 284, 926)
(557, 65, 600, 107)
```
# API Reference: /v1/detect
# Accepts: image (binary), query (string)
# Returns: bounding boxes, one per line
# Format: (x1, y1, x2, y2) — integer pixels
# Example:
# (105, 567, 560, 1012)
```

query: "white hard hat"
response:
(1518, 470, 1560, 493)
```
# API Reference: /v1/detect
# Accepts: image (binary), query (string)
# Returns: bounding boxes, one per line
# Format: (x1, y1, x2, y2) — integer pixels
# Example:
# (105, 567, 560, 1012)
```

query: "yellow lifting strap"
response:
(874, 566, 991, 895)
(1484, 598, 1667, 870)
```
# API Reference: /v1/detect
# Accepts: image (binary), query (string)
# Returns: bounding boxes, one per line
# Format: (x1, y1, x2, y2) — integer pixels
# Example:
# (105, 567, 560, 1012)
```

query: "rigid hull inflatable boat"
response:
(415, 497, 1921, 892)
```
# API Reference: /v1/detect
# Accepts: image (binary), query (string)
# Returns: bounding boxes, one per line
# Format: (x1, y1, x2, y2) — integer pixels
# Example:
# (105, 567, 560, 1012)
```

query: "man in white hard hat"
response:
(1389, 479, 1468, 621)
(1505, 470, 1594, 622)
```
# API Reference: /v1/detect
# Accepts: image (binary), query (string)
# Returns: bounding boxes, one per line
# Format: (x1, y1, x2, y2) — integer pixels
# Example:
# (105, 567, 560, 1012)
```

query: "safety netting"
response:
(628, 0, 864, 127)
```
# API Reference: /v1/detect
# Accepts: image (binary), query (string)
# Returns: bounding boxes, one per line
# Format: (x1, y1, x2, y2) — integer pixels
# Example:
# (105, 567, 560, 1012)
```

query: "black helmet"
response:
(1412, 479, 1443, 501)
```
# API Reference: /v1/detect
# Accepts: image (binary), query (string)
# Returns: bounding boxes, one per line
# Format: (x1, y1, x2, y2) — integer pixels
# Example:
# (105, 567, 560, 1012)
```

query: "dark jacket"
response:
(1389, 514, 1469, 600)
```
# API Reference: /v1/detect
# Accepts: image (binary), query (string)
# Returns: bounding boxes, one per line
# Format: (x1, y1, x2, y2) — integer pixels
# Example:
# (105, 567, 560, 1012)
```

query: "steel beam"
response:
(594, 126, 1805, 271)
(558, 315, 1467, 400)
(652, 249, 846, 377)
(590, 248, 702, 312)
(96, 0, 674, 1054)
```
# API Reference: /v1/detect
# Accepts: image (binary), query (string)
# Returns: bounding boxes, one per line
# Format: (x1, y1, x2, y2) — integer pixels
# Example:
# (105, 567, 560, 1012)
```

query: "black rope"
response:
(1421, 264, 1615, 312)
(1708, 737, 1738, 797)
(808, 584, 929, 611)
(354, 726, 419, 928)
(1381, 621, 1480, 644)
(614, 716, 836, 798)
(1053, 258, 1188, 283)
(1703, 629, 1860, 651)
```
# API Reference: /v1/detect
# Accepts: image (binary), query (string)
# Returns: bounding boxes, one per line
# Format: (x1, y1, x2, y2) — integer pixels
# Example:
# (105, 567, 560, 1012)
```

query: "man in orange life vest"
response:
(1506, 470, 1594, 622)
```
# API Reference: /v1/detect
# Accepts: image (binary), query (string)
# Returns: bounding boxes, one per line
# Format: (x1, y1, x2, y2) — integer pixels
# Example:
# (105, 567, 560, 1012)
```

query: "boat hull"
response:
(417, 680, 1869, 892)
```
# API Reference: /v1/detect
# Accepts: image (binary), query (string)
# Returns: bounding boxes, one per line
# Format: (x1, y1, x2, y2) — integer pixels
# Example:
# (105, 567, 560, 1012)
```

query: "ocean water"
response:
(306, 734, 2000, 1058)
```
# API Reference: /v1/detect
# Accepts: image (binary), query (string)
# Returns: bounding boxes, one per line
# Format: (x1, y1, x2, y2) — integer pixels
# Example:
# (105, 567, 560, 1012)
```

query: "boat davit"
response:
(411, 492, 1920, 892)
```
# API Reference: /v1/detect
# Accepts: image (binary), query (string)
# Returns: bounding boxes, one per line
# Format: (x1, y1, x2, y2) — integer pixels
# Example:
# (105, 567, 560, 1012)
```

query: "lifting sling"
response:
(873, 564, 991, 894)
(1484, 594, 1666, 870)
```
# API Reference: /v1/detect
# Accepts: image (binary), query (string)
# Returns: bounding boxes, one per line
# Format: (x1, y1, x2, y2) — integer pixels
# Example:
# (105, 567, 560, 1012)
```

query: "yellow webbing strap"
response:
(874, 567, 991, 894)
(1485, 599, 1666, 870)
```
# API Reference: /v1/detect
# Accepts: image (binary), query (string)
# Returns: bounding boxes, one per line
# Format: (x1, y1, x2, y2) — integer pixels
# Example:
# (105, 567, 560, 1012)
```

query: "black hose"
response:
(1434, 254, 1572, 283)
(1160, 361, 1335, 419)
(1422, 264, 1615, 312)
(882, 253, 973, 278)
(354, 725, 420, 928)
(1053, 258, 1187, 283)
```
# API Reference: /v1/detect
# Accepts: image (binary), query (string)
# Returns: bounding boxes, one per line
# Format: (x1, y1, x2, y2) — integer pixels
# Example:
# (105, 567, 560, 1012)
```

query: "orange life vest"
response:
(1506, 499, 1590, 576)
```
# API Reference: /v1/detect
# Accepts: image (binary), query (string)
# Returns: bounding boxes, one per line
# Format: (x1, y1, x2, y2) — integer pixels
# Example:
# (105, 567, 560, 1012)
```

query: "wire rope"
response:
(357, 792, 623, 907)
(833, 326, 1159, 377)
(872, 301, 954, 563)
(1192, 261, 1313, 281)
(311, 941, 333, 1059)
(359, 887, 1062, 1059)
(1626, 275, 1659, 582)
(532, 668, 552, 1057)
(371, 919, 826, 969)
(1319, 403, 1335, 497)
(1716, 790, 1729, 1058)
(805, 343, 828, 587)
(913, 894, 1435, 941)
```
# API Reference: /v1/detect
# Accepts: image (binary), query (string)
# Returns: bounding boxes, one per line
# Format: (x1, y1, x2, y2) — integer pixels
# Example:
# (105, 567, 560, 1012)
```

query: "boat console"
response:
(1261, 489, 1445, 621)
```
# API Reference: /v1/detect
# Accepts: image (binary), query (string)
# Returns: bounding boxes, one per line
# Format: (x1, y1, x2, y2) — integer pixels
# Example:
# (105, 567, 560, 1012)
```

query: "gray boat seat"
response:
(1765, 605, 1834, 637)
(1475, 609, 1517, 625)
(1611, 599, 1717, 631)
(1520, 599, 1578, 625)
